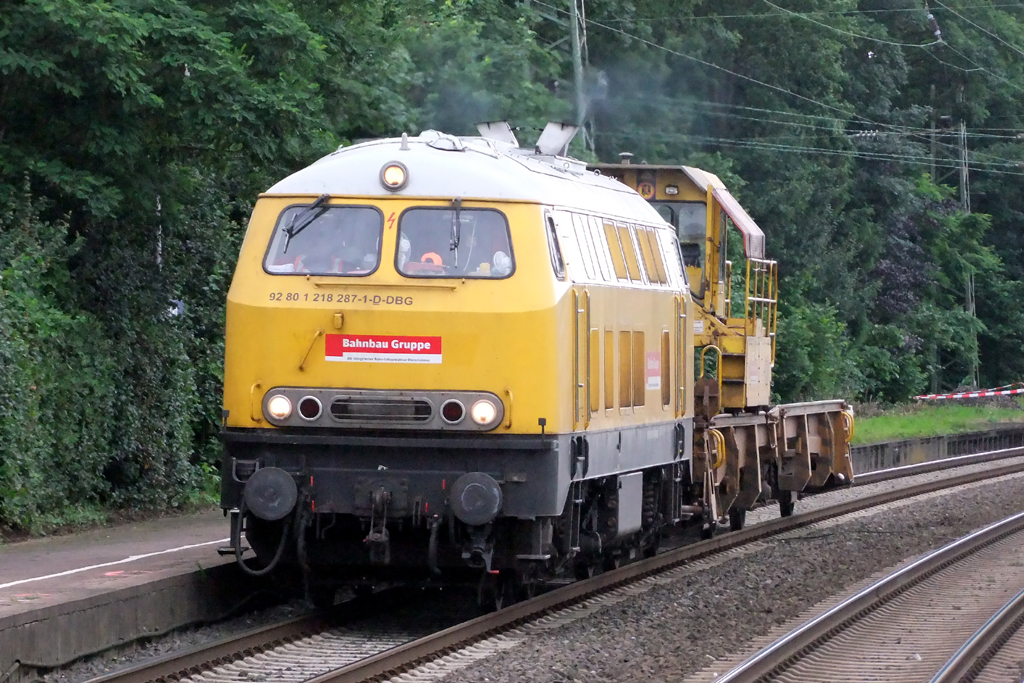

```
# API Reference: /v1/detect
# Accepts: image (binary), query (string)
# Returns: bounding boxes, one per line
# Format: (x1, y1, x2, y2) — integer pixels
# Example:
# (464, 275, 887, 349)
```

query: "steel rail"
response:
(854, 446, 1024, 485)
(82, 613, 329, 683)
(929, 584, 1024, 683)
(713, 510, 1024, 683)
(304, 460, 1024, 683)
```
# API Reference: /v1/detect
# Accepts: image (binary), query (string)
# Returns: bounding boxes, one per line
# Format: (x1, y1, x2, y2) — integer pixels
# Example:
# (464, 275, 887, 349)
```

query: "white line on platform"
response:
(0, 538, 231, 591)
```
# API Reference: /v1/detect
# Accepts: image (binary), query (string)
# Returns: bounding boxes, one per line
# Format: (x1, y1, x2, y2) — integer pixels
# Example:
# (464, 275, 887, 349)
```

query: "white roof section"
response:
(266, 130, 667, 225)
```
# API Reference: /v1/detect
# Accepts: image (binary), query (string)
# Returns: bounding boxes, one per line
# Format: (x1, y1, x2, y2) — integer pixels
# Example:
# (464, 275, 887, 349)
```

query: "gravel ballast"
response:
(429, 472, 1024, 683)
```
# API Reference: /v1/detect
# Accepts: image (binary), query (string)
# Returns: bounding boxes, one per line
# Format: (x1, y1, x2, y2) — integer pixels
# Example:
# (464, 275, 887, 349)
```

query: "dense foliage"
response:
(1, 0, 1022, 531)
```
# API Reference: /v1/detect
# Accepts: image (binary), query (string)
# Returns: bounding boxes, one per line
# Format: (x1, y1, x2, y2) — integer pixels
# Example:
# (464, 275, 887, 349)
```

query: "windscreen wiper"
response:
(282, 194, 331, 254)
(450, 197, 462, 264)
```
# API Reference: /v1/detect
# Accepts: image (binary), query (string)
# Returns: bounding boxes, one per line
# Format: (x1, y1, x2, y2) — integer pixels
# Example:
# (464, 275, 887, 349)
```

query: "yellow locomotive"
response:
(219, 122, 853, 608)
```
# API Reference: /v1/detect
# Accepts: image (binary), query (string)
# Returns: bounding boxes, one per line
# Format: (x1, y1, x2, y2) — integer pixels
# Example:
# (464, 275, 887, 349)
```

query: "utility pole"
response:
(960, 120, 979, 389)
(930, 84, 937, 181)
(954, 86, 978, 388)
(958, 120, 971, 213)
(569, 0, 586, 128)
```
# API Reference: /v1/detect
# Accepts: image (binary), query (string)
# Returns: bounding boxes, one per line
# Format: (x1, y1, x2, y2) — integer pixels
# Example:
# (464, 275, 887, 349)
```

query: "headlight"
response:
(380, 161, 408, 191)
(298, 396, 322, 421)
(267, 395, 292, 420)
(470, 399, 497, 425)
(441, 399, 466, 424)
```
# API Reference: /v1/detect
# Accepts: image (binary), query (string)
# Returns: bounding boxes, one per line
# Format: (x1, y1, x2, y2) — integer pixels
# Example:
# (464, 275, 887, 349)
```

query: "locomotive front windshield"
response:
(397, 208, 514, 279)
(264, 205, 383, 276)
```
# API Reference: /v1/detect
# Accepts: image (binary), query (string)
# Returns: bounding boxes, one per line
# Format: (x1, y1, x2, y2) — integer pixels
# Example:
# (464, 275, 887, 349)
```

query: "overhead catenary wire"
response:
(933, 0, 1024, 60)
(592, 3, 1024, 24)
(533, 0, 877, 128)
(652, 97, 1024, 140)
(924, 47, 986, 73)
(534, 0, 1024, 170)
(630, 97, 1024, 167)
(676, 99, 1024, 166)
(659, 98, 1024, 135)
(600, 130, 1024, 175)
(938, 40, 1024, 92)
(760, 0, 944, 48)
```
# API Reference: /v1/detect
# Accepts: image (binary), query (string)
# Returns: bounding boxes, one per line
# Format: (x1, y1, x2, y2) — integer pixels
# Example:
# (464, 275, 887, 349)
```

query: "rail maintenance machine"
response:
(589, 159, 855, 531)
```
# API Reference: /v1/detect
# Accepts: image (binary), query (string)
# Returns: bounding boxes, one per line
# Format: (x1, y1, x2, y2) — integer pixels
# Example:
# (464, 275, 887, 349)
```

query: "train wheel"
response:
(700, 521, 717, 540)
(507, 565, 540, 602)
(513, 571, 538, 602)
(602, 554, 622, 571)
(477, 573, 505, 614)
(307, 585, 337, 609)
(778, 492, 795, 518)
(729, 507, 746, 531)
(573, 559, 596, 580)
(642, 534, 661, 558)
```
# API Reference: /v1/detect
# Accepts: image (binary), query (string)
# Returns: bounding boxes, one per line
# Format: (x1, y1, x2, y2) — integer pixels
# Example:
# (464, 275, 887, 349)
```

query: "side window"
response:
(589, 216, 613, 281)
(603, 222, 628, 281)
(641, 227, 668, 284)
(661, 331, 671, 407)
(554, 211, 588, 282)
(634, 228, 667, 284)
(617, 224, 643, 283)
(619, 330, 632, 407)
(571, 213, 597, 280)
(632, 331, 645, 406)
(546, 215, 565, 280)
(604, 329, 615, 409)
(636, 226, 660, 284)
(663, 232, 688, 288)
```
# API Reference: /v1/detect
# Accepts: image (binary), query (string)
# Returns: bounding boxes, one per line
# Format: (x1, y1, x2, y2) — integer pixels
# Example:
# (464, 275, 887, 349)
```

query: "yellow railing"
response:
(699, 344, 723, 398)
(745, 257, 778, 362)
(841, 409, 855, 443)
(724, 259, 733, 317)
(707, 428, 726, 469)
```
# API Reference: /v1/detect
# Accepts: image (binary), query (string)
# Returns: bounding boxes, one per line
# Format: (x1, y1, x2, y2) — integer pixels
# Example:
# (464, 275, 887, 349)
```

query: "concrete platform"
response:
(0, 510, 259, 677)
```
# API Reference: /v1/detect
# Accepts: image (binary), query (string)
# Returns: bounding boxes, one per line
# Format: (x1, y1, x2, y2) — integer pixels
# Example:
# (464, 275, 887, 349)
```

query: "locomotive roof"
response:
(265, 131, 667, 225)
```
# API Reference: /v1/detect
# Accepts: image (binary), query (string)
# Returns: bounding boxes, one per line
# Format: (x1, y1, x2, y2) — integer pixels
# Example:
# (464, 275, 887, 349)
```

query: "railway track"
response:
(933, 582, 1024, 683)
(82, 450, 1024, 683)
(710, 509, 1024, 683)
(82, 589, 477, 683)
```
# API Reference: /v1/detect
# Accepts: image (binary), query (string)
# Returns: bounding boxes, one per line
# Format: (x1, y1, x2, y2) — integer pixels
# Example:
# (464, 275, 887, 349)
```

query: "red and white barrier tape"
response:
(915, 383, 1024, 400)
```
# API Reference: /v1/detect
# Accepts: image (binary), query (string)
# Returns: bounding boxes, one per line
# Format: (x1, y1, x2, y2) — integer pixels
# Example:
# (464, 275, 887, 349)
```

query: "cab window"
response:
(656, 201, 707, 268)
(264, 204, 383, 276)
(397, 208, 514, 279)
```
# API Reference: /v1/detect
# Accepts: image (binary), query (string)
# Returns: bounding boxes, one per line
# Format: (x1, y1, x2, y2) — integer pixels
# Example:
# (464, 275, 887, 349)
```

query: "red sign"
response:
(645, 351, 661, 390)
(325, 334, 442, 364)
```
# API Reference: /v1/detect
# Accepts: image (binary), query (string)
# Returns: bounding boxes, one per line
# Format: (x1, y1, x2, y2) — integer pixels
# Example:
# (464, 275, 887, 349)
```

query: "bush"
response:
(0, 190, 120, 531)
(0, 189, 212, 533)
